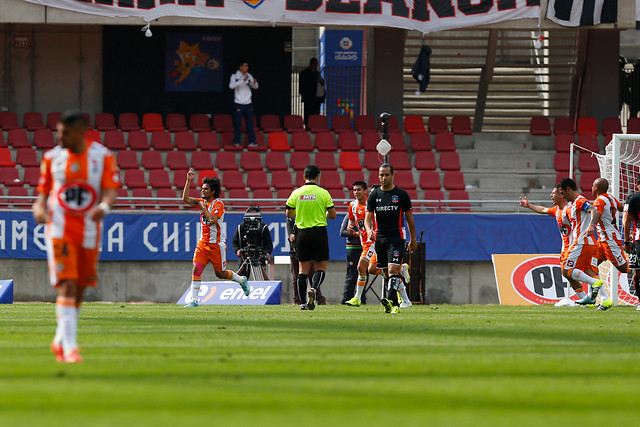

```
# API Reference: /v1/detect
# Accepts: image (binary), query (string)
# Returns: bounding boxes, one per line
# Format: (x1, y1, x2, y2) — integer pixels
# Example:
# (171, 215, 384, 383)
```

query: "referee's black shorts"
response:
(375, 235, 406, 267)
(296, 226, 329, 262)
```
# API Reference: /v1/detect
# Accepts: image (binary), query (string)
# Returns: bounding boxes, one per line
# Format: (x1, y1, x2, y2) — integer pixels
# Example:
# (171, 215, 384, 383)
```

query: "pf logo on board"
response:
(511, 256, 577, 305)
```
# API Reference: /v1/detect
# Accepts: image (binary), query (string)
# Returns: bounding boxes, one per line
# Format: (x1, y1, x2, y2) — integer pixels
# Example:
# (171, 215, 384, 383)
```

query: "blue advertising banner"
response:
(176, 281, 281, 306)
(0, 212, 559, 262)
(0, 280, 13, 304)
(165, 33, 223, 92)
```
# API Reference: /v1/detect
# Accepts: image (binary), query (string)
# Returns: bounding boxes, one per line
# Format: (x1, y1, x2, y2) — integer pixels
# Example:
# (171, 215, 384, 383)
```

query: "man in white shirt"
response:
(229, 61, 259, 147)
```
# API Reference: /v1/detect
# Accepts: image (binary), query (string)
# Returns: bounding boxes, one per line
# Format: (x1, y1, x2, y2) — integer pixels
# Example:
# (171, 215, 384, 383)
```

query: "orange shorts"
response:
(369, 251, 377, 266)
(193, 242, 227, 272)
(563, 243, 598, 274)
(46, 239, 99, 288)
(596, 240, 628, 268)
(360, 241, 375, 262)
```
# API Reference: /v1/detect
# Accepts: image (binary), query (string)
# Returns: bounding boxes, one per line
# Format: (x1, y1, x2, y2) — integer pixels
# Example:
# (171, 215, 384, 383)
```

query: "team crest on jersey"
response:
(243, 0, 264, 8)
(70, 162, 81, 173)
(57, 181, 97, 213)
(393, 250, 400, 257)
(392, 195, 399, 203)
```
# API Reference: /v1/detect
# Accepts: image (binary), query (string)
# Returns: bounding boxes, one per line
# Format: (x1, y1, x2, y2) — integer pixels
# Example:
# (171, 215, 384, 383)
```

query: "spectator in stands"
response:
(339, 213, 364, 304)
(299, 58, 325, 127)
(229, 61, 259, 148)
(231, 206, 273, 279)
(286, 217, 326, 305)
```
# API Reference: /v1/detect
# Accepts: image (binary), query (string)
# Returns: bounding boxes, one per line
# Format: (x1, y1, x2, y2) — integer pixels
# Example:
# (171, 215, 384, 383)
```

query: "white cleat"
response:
(400, 301, 412, 308)
(401, 263, 411, 284)
(636, 305, 640, 311)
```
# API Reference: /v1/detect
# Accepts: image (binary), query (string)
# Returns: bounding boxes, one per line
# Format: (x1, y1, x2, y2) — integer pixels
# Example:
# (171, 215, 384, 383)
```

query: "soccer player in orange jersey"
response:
(182, 169, 249, 307)
(520, 186, 588, 300)
(32, 112, 119, 363)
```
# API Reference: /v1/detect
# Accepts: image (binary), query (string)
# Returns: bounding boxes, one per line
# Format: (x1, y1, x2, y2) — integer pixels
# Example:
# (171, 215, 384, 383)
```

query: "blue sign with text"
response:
(176, 281, 281, 305)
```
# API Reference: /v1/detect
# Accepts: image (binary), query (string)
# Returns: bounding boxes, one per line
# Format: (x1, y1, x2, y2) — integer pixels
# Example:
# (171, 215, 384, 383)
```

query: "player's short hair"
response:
(239, 60, 248, 67)
(202, 176, 221, 198)
(304, 164, 321, 180)
(59, 111, 88, 128)
(379, 163, 394, 174)
(558, 177, 577, 192)
(352, 180, 367, 190)
(309, 57, 318, 65)
(371, 184, 381, 189)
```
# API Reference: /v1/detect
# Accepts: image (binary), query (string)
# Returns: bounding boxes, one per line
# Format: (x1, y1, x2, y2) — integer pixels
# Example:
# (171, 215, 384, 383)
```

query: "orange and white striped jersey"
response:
(348, 200, 376, 244)
(37, 140, 120, 249)
(593, 193, 622, 242)
(567, 194, 596, 246)
(197, 198, 225, 245)
(548, 203, 571, 252)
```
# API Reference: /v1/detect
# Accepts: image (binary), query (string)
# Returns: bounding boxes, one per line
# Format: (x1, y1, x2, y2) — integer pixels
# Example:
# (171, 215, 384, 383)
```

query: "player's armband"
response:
(582, 202, 592, 212)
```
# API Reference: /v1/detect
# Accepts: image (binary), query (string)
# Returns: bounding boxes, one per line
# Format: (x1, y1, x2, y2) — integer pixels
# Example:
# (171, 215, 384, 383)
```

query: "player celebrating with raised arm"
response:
(520, 186, 589, 300)
(33, 112, 119, 363)
(557, 178, 607, 308)
(365, 164, 417, 314)
(182, 169, 249, 307)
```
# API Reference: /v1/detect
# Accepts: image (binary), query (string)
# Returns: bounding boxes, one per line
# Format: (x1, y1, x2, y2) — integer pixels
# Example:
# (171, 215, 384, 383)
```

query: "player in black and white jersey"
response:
(622, 175, 640, 310)
(364, 164, 417, 314)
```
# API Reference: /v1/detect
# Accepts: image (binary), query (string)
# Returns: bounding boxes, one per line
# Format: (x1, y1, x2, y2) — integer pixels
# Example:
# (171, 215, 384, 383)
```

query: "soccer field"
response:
(1, 304, 640, 426)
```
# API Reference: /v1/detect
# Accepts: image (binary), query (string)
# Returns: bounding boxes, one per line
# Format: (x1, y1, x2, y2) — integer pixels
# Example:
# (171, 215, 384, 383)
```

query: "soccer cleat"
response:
(636, 304, 640, 311)
(381, 298, 393, 313)
(345, 297, 361, 307)
(401, 263, 411, 284)
(390, 305, 400, 314)
(307, 288, 316, 311)
(299, 304, 308, 311)
(50, 341, 64, 362)
(240, 276, 250, 297)
(597, 299, 613, 311)
(61, 349, 83, 364)
(400, 301, 412, 308)
(590, 279, 604, 300)
(576, 295, 596, 305)
(184, 301, 199, 308)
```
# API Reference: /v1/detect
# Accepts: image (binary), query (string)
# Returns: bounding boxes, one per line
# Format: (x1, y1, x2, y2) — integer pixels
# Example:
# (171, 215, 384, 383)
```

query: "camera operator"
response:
(232, 207, 273, 279)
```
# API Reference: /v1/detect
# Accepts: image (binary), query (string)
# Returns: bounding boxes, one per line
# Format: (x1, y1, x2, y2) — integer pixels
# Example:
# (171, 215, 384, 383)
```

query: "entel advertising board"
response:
(176, 281, 281, 306)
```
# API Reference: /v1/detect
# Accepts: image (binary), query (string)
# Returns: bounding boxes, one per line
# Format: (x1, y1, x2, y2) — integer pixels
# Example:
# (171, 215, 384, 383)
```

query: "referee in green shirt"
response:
(286, 164, 337, 310)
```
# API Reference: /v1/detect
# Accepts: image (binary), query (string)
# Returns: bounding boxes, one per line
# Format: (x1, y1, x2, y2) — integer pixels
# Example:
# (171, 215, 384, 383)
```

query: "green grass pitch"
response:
(2, 304, 640, 426)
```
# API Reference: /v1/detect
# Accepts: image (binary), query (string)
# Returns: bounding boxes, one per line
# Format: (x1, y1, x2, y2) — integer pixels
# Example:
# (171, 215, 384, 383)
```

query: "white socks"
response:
(191, 280, 201, 303)
(229, 270, 243, 283)
(58, 304, 78, 356)
(576, 290, 587, 299)
(398, 286, 411, 304)
(571, 269, 598, 286)
(354, 276, 366, 299)
(53, 304, 64, 346)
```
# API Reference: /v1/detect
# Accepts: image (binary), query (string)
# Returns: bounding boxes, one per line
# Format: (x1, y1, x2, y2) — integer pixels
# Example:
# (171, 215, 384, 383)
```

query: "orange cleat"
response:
(50, 341, 64, 362)
(61, 349, 84, 364)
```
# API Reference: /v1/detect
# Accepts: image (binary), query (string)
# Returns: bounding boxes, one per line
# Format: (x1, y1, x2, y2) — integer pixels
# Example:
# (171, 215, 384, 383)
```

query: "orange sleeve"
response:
(212, 200, 224, 218)
(547, 206, 557, 216)
(36, 157, 52, 195)
(101, 152, 121, 190)
(348, 204, 355, 221)
(593, 197, 605, 215)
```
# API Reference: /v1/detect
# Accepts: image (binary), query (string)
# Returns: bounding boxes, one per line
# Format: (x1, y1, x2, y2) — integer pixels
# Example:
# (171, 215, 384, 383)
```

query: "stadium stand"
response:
(395, 170, 416, 189)
(223, 170, 245, 190)
(554, 134, 574, 152)
(420, 171, 441, 190)
(95, 113, 117, 131)
(141, 151, 163, 170)
(344, 171, 365, 187)
(33, 129, 55, 149)
(553, 117, 574, 135)
(321, 171, 343, 190)
(265, 152, 288, 171)
(410, 133, 431, 151)
(260, 115, 282, 133)
(332, 115, 353, 133)
(443, 171, 465, 190)
(308, 115, 330, 133)
(339, 152, 362, 171)
(576, 134, 599, 152)
(166, 151, 188, 170)
(315, 133, 336, 151)
(221, 132, 242, 151)
(452, 116, 473, 135)
(271, 171, 293, 190)
(16, 148, 39, 169)
(127, 131, 149, 150)
(46, 112, 62, 131)
(150, 132, 173, 150)
(216, 151, 238, 171)
(241, 151, 263, 171)
(175, 132, 197, 151)
(247, 171, 270, 190)
(388, 151, 411, 170)
(628, 118, 640, 134)
(213, 114, 234, 133)
(284, 115, 305, 133)
(124, 170, 146, 189)
(434, 132, 456, 151)
(119, 113, 140, 131)
(338, 133, 360, 151)
(191, 152, 213, 170)
(166, 114, 188, 132)
(290, 152, 311, 170)
(404, 115, 426, 134)
(577, 117, 598, 136)
(415, 151, 436, 170)
(314, 152, 338, 170)
(104, 130, 127, 150)
(197, 132, 220, 150)
(355, 115, 376, 134)
(190, 114, 212, 132)
(268, 132, 290, 151)
(530, 117, 552, 135)
(118, 150, 140, 169)
(8, 129, 31, 148)
(23, 112, 46, 131)
(0, 148, 16, 167)
(428, 116, 449, 134)
(149, 170, 172, 189)
(439, 152, 461, 171)
(0, 112, 20, 130)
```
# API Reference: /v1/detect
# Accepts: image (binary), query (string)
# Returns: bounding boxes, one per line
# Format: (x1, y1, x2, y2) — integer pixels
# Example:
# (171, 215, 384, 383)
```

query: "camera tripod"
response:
(238, 250, 269, 281)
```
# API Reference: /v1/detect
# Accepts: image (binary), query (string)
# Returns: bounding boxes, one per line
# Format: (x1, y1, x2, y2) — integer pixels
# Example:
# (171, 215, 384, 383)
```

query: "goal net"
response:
(594, 134, 640, 306)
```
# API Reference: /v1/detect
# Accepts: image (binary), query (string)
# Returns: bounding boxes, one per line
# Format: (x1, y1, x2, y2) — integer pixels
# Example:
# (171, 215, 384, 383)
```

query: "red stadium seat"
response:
(173, 170, 192, 189)
(271, 171, 293, 190)
(23, 167, 40, 187)
(554, 153, 572, 172)
(197, 132, 220, 150)
(328, 189, 346, 201)
(295, 171, 306, 188)
(118, 151, 140, 170)
(23, 112, 45, 131)
(355, 115, 376, 134)
(104, 130, 126, 150)
(215, 151, 238, 171)
(555, 172, 566, 187)
(443, 171, 465, 190)
(530, 117, 551, 135)
(284, 115, 305, 133)
(580, 172, 600, 192)
(191, 152, 213, 170)
(8, 187, 29, 207)
(577, 117, 598, 136)
(268, 132, 290, 151)
(196, 170, 217, 188)
(114, 188, 131, 210)
(338, 133, 360, 151)
(404, 115, 426, 134)
(95, 113, 117, 131)
(253, 189, 275, 207)
(157, 188, 179, 209)
(364, 151, 383, 171)
(213, 114, 234, 133)
(601, 117, 622, 136)
(452, 116, 472, 135)
(81, 113, 92, 129)
(554, 135, 574, 153)
(415, 152, 437, 170)
(131, 188, 154, 209)
(190, 114, 211, 132)
(241, 151, 264, 171)
(166, 114, 188, 132)
(174, 131, 197, 151)
(150, 132, 173, 151)
(119, 113, 140, 131)
(367, 171, 381, 187)
(339, 152, 362, 171)
(277, 188, 293, 204)
(577, 134, 599, 153)
(0, 149, 15, 167)
(0, 112, 20, 130)
(166, 151, 188, 170)
(265, 152, 287, 171)
(0, 131, 5, 148)
(377, 115, 401, 133)
(389, 152, 411, 170)
(219, 131, 241, 151)
(124, 170, 146, 189)
(315, 133, 336, 151)
(406, 190, 419, 203)
(261, 114, 282, 133)
(628, 118, 640, 134)
(86, 130, 101, 143)
(290, 132, 313, 151)
(314, 152, 337, 171)
(344, 171, 365, 189)
(321, 171, 343, 190)
(240, 116, 258, 134)
(553, 117, 574, 135)
(424, 189, 445, 209)
(149, 170, 172, 189)
(222, 170, 245, 190)
(1, 168, 20, 187)
(127, 130, 149, 150)
(419, 171, 441, 190)
(394, 171, 416, 190)
(33, 129, 54, 150)
(245, 131, 267, 151)
(246, 171, 270, 190)
(141, 151, 163, 170)
(434, 132, 456, 152)
(410, 133, 431, 151)
(439, 152, 461, 171)
(332, 115, 353, 133)
(361, 133, 380, 151)
(290, 152, 311, 171)
(448, 190, 471, 212)
(307, 115, 330, 133)
(143, 113, 164, 132)
(16, 148, 38, 167)
(46, 112, 62, 131)
(578, 153, 599, 172)
(8, 129, 31, 148)
(388, 133, 407, 152)
(227, 189, 250, 207)
(428, 116, 449, 134)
